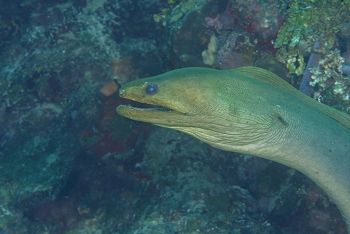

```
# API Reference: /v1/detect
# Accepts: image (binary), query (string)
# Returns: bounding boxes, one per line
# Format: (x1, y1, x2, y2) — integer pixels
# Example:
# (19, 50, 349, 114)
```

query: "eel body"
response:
(116, 66, 350, 232)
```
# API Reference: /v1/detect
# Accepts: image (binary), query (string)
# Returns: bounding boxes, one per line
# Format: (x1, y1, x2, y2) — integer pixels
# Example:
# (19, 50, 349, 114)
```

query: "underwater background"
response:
(0, 0, 350, 233)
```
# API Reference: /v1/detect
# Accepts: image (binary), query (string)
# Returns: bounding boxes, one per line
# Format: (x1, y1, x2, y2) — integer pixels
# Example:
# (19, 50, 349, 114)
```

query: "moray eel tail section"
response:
(116, 67, 350, 233)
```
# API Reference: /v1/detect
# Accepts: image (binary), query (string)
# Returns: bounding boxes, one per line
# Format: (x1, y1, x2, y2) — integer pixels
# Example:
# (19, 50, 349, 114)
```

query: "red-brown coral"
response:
(100, 81, 119, 97)
(113, 57, 134, 84)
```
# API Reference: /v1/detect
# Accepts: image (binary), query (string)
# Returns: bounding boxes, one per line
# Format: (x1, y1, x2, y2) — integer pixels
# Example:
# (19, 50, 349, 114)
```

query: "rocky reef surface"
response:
(0, 0, 349, 233)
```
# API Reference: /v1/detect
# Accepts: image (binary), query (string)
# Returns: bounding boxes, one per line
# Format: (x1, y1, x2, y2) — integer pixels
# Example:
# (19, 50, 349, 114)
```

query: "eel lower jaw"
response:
(116, 104, 186, 122)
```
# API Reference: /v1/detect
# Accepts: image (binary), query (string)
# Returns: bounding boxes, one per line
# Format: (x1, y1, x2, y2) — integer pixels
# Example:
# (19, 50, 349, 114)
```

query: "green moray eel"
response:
(116, 66, 350, 232)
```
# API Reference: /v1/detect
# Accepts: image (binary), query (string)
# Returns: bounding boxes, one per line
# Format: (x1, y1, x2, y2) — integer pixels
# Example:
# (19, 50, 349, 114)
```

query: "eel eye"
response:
(145, 83, 158, 95)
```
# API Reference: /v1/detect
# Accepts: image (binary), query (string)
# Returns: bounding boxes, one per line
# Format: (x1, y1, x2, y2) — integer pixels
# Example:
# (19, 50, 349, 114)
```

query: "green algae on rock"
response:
(274, 0, 350, 75)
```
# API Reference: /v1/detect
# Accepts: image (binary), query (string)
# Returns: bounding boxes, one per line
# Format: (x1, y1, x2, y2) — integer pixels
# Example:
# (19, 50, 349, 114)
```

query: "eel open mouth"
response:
(136, 105, 175, 112)
(117, 103, 178, 113)
(116, 103, 185, 123)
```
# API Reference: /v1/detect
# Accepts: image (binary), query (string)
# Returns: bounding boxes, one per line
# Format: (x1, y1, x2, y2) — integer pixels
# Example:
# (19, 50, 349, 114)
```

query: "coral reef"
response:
(299, 41, 322, 96)
(199, 0, 350, 111)
(201, 0, 282, 70)
(0, 0, 349, 233)
(0, 0, 166, 231)
(202, 32, 255, 69)
(126, 128, 346, 233)
(274, 1, 346, 74)
(274, 0, 350, 109)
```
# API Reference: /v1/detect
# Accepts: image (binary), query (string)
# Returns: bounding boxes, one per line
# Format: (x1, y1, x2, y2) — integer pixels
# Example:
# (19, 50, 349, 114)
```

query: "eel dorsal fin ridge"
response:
(234, 66, 350, 130)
